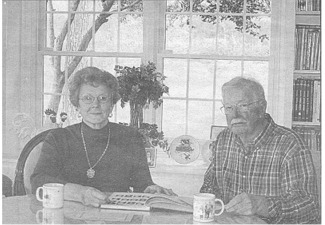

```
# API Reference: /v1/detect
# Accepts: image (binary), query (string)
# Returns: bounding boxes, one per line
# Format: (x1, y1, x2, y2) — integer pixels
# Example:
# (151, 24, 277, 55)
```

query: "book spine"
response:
(316, 80, 321, 122)
(302, 27, 309, 70)
(298, 26, 306, 70)
(314, 30, 320, 70)
(304, 79, 310, 121)
(309, 79, 314, 122)
(301, 79, 307, 121)
(293, 79, 298, 121)
(309, 31, 316, 70)
(296, 79, 302, 121)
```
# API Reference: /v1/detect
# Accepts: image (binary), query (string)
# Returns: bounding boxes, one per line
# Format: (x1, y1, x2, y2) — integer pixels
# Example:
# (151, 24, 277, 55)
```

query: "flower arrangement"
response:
(115, 62, 169, 128)
(138, 123, 169, 155)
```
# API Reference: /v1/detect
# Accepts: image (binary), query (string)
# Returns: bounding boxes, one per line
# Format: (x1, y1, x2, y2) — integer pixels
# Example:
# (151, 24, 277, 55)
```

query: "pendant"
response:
(87, 168, 95, 178)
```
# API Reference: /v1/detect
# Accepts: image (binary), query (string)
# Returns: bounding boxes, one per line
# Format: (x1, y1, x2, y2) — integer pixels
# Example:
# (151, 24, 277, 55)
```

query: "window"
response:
(159, 0, 271, 140)
(40, 0, 272, 141)
(41, 0, 144, 126)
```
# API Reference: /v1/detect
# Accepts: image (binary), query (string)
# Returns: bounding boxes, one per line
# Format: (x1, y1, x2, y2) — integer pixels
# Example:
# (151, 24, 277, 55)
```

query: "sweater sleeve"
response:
(129, 130, 154, 192)
(30, 129, 68, 193)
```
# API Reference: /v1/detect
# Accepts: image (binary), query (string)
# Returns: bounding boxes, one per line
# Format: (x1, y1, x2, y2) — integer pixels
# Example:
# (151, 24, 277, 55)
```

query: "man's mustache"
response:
(230, 118, 247, 125)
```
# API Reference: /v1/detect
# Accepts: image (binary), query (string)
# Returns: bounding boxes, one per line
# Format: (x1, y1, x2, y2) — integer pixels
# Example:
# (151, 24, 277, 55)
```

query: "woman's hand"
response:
(64, 183, 107, 207)
(144, 184, 177, 196)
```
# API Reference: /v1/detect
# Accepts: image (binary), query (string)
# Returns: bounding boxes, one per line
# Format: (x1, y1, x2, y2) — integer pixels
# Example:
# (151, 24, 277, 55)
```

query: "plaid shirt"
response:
(200, 114, 320, 224)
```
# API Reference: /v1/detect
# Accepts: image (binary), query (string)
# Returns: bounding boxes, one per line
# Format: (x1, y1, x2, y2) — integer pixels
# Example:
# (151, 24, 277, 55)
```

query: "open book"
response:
(101, 192, 193, 213)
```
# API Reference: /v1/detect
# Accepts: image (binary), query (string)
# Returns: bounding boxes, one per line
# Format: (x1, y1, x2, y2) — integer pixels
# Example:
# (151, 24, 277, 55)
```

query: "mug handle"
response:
(215, 199, 224, 216)
(35, 187, 43, 202)
(35, 210, 43, 224)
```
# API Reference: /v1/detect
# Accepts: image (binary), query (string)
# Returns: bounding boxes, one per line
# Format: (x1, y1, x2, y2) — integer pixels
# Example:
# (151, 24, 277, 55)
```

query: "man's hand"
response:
(144, 184, 177, 196)
(225, 193, 269, 217)
(64, 183, 107, 207)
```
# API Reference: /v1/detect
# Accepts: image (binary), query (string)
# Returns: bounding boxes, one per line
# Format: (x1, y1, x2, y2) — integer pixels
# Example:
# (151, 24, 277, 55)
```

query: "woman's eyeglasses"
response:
(79, 95, 110, 104)
(220, 100, 263, 115)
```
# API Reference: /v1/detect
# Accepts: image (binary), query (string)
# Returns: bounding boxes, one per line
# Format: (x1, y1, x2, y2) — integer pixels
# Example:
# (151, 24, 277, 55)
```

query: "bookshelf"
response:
(293, 1, 321, 127)
(293, 0, 321, 197)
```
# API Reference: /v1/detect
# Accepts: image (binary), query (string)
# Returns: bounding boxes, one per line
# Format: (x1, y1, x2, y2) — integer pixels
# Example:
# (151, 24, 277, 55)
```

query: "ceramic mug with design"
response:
(193, 193, 224, 222)
(36, 183, 64, 208)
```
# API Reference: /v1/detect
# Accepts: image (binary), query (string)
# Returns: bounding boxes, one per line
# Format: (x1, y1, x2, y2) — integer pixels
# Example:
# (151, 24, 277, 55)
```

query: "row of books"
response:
(292, 78, 320, 122)
(292, 126, 321, 152)
(297, 0, 321, 11)
(294, 25, 321, 71)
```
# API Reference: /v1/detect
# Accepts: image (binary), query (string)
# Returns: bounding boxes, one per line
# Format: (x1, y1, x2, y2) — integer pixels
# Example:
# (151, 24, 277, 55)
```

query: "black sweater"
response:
(31, 122, 154, 193)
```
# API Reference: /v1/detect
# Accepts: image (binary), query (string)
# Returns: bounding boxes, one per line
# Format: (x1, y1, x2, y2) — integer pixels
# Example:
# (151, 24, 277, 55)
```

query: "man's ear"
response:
(260, 100, 267, 115)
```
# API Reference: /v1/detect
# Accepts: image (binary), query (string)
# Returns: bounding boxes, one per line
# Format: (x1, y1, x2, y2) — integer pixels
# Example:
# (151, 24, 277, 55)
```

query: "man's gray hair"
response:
(222, 76, 265, 100)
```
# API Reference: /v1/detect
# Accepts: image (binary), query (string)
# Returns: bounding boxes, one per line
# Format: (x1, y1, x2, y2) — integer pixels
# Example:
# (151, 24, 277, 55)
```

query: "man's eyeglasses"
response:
(79, 95, 110, 104)
(220, 100, 263, 115)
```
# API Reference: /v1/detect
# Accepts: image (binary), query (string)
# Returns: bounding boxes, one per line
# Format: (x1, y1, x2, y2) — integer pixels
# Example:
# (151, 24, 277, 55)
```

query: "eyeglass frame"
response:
(220, 99, 264, 115)
(79, 94, 111, 105)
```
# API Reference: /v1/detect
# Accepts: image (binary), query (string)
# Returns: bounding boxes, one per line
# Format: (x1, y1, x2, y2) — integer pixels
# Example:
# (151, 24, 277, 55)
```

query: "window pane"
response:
(247, 0, 271, 14)
(189, 59, 214, 99)
(188, 101, 213, 139)
(244, 16, 270, 56)
(162, 100, 187, 138)
(165, 15, 190, 54)
(95, 15, 118, 52)
(47, 13, 68, 49)
(95, 0, 118, 11)
(121, 0, 143, 12)
(120, 14, 143, 53)
(44, 56, 57, 94)
(69, 13, 94, 51)
(243, 61, 269, 96)
(215, 60, 242, 98)
(190, 15, 217, 54)
(192, 0, 217, 13)
(49, 0, 69, 11)
(167, 0, 190, 12)
(219, 0, 244, 13)
(92, 57, 117, 73)
(214, 101, 228, 126)
(217, 16, 243, 56)
(76, 0, 94, 12)
(164, 58, 187, 98)
(116, 58, 141, 67)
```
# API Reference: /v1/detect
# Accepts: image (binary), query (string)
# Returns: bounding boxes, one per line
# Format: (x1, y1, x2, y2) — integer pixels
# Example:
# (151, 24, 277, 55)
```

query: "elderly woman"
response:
(31, 67, 175, 207)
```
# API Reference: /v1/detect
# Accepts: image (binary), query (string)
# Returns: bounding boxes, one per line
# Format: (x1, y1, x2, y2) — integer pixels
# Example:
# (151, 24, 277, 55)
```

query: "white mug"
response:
(36, 183, 64, 208)
(36, 208, 64, 224)
(193, 193, 224, 222)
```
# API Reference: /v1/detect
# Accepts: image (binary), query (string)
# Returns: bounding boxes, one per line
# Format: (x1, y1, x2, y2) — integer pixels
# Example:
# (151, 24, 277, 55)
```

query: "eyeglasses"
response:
(220, 100, 263, 115)
(79, 95, 110, 104)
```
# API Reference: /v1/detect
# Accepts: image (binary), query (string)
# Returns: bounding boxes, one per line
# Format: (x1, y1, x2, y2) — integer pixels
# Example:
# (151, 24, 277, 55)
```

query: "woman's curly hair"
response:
(68, 67, 120, 107)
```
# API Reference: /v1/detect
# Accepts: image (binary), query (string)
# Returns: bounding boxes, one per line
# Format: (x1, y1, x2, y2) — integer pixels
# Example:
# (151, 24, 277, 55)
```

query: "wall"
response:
(2, 0, 41, 180)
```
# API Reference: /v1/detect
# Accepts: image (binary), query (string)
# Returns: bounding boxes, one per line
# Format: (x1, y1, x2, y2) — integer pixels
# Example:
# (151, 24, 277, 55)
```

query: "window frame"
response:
(34, 0, 295, 134)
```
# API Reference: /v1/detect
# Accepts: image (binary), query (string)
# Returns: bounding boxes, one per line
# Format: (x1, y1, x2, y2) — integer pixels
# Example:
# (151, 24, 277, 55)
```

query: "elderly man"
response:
(200, 77, 320, 223)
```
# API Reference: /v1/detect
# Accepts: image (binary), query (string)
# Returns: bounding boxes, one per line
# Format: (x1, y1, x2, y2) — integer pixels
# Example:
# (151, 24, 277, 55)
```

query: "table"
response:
(2, 195, 266, 224)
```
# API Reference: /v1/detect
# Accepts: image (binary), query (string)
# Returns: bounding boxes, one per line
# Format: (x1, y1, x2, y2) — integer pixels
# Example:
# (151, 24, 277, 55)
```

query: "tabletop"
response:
(2, 195, 266, 224)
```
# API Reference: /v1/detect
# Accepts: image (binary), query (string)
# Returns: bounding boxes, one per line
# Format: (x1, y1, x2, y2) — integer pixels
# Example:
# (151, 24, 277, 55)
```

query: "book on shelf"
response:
(295, 25, 320, 71)
(101, 192, 193, 213)
(297, 0, 320, 11)
(292, 126, 321, 152)
(293, 78, 320, 122)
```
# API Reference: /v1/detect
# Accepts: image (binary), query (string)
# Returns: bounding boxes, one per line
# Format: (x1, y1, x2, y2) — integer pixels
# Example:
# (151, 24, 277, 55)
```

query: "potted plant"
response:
(115, 61, 169, 128)
(138, 123, 169, 155)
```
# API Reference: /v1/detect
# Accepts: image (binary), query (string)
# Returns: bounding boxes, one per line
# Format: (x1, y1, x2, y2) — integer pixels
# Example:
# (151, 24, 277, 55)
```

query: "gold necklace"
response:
(81, 125, 110, 178)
